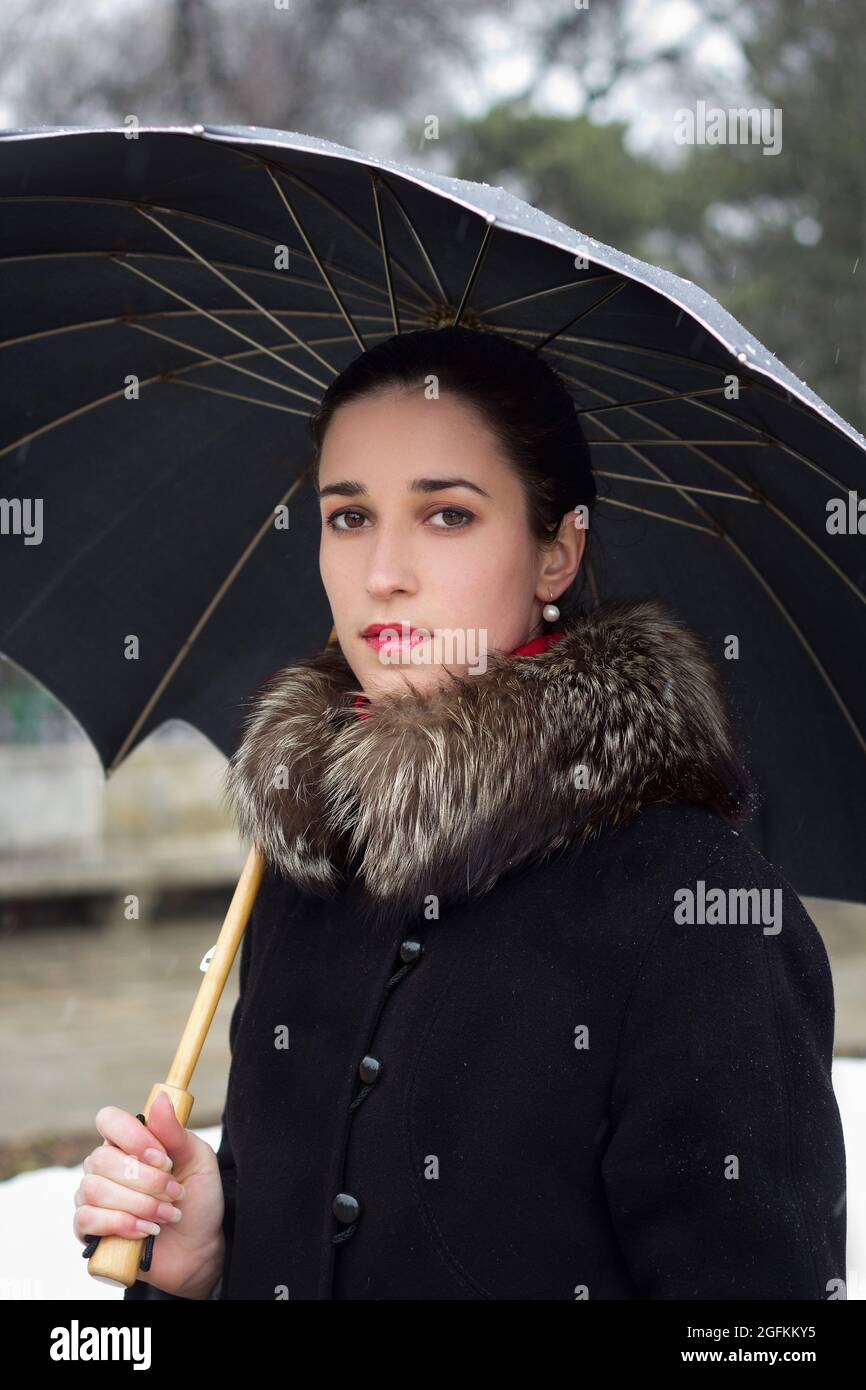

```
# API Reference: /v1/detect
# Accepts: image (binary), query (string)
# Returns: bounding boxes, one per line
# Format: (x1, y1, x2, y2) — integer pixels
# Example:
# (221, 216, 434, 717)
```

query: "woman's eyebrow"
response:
(316, 476, 491, 500)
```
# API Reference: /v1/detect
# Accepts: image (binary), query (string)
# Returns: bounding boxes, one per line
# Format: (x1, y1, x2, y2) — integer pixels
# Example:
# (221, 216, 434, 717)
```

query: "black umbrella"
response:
(1, 126, 864, 885)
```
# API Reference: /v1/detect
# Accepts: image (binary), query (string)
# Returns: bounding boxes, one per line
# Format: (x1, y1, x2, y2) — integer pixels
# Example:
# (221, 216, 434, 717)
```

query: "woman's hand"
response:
(74, 1091, 225, 1299)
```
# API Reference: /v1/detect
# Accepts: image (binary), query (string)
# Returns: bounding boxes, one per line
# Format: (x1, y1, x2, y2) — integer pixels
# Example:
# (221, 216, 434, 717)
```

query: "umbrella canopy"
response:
(0, 123, 864, 901)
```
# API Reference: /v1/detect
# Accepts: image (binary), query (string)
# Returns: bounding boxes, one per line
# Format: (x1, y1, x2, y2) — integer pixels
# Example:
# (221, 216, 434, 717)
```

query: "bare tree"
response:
(0, 0, 501, 150)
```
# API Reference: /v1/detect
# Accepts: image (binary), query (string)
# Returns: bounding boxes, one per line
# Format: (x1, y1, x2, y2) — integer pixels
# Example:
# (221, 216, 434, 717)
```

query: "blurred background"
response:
(0, 0, 863, 1298)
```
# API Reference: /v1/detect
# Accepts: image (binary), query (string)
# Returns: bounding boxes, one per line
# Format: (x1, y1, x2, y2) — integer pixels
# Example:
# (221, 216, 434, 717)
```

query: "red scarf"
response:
(353, 628, 563, 719)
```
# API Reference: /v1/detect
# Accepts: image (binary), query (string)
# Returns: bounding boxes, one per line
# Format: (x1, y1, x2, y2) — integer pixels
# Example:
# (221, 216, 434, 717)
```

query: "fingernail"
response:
(166, 1180, 185, 1200)
(136, 1220, 160, 1235)
(157, 1202, 182, 1223)
(144, 1148, 172, 1171)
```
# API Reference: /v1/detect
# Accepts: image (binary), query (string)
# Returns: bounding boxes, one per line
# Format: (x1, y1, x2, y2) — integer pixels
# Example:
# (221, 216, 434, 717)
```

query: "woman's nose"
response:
(363, 531, 418, 598)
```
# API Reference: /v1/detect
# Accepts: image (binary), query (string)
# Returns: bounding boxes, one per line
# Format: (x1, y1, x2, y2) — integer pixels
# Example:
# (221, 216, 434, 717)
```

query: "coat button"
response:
(359, 1055, 381, 1084)
(332, 1192, 360, 1224)
(399, 939, 423, 963)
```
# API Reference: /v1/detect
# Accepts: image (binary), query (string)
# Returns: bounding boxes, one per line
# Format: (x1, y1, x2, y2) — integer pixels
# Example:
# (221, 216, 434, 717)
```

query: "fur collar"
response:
(223, 598, 755, 934)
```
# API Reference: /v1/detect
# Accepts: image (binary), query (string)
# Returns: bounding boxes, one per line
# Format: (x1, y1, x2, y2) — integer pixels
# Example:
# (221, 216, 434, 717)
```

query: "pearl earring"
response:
(542, 590, 560, 623)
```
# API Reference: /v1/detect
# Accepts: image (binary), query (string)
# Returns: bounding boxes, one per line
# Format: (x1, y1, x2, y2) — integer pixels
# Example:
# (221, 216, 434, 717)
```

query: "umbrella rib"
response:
(0, 244, 428, 319)
(566, 374, 866, 752)
(597, 496, 721, 535)
(0, 374, 173, 463)
(374, 178, 450, 304)
(453, 215, 497, 326)
(0, 191, 296, 255)
(257, 162, 440, 306)
(370, 172, 399, 336)
(518, 329, 864, 485)
(467, 317, 765, 407)
(719, 535, 866, 756)
(494, 324, 743, 377)
(472, 320, 746, 382)
(0, 329, 377, 462)
(760, 496, 866, 608)
(262, 164, 366, 352)
(474, 273, 625, 316)
(532, 279, 630, 351)
(559, 360, 866, 610)
(0, 304, 414, 357)
(577, 385, 753, 414)
(534, 335, 853, 493)
(128, 320, 319, 403)
(127, 315, 316, 397)
(116, 255, 330, 390)
(589, 438, 775, 446)
(134, 206, 339, 378)
(495, 319, 763, 402)
(162, 377, 312, 414)
(107, 468, 314, 773)
(596, 472, 760, 502)
(128, 328, 398, 382)
(538, 335, 770, 434)
(720, 548, 866, 753)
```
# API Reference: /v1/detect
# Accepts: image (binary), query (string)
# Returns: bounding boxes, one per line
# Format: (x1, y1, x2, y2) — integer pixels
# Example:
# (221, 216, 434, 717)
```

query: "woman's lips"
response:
(363, 626, 430, 653)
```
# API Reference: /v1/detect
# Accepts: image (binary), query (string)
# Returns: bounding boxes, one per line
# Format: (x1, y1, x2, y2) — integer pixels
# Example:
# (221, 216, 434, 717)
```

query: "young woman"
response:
(80, 326, 846, 1300)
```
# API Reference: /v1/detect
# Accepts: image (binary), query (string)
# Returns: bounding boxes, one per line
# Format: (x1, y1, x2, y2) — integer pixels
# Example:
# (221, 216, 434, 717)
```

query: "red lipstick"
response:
(362, 622, 429, 653)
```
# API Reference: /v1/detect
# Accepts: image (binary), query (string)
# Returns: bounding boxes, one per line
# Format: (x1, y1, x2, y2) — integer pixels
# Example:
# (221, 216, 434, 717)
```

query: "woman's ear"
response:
(538, 510, 586, 597)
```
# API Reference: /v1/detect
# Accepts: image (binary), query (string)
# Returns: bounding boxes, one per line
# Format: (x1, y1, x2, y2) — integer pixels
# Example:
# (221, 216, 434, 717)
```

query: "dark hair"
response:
(308, 325, 597, 616)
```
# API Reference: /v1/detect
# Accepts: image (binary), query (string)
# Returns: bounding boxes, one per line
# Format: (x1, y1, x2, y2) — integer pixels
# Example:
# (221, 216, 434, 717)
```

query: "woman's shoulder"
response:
(579, 799, 803, 901)
(582, 801, 834, 1023)
(550, 800, 832, 980)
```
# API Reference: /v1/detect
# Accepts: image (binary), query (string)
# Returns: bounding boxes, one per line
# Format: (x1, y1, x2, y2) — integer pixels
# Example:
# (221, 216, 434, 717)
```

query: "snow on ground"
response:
(2, 1061, 863, 1300)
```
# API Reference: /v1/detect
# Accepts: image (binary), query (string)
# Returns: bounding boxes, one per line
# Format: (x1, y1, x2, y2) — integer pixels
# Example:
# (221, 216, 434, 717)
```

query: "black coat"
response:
(125, 599, 847, 1300)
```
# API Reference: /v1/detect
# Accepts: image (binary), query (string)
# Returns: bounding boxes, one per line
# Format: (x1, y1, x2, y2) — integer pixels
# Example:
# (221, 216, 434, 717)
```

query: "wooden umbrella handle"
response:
(87, 845, 266, 1288)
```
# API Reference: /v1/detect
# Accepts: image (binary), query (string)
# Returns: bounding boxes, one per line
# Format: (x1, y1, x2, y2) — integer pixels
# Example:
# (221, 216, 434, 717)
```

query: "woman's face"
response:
(317, 386, 586, 697)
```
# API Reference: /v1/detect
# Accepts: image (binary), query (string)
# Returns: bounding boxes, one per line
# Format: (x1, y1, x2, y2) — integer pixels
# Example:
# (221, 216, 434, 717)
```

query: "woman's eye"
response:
(428, 508, 473, 529)
(327, 510, 369, 531)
